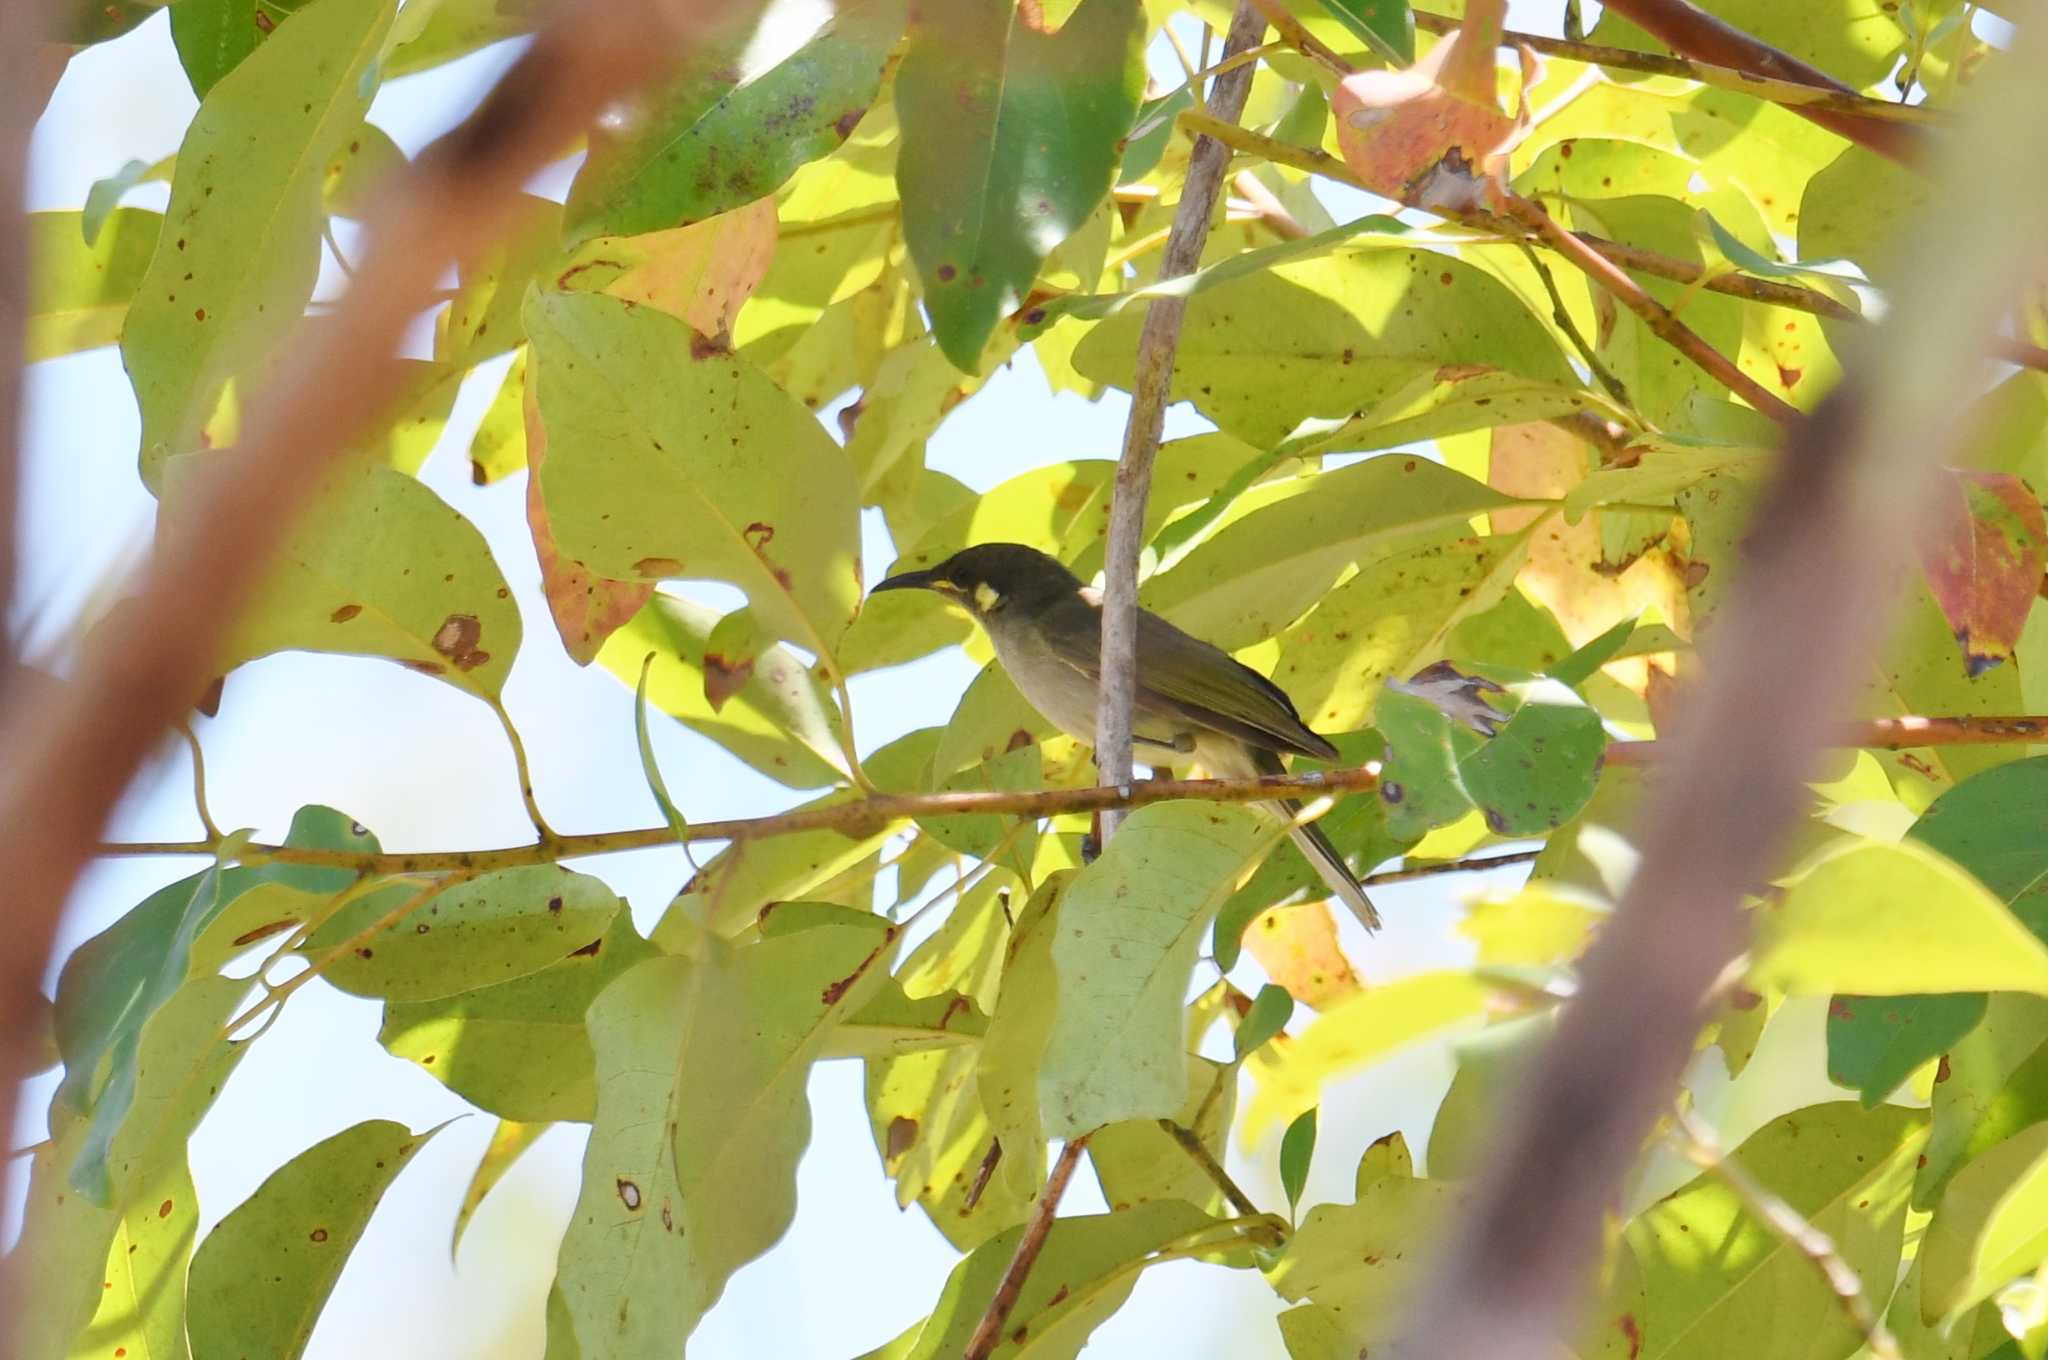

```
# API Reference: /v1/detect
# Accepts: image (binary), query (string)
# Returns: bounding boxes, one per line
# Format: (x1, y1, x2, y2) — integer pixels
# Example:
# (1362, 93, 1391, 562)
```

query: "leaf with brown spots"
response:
(557, 197, 777, 342)
(121, 0, 394, 488)
(1917, 468, 2048, 676)
(187, 1119, 444, 1360)
(552, 918, 895, 1356)
(1244, 901, 1364, 1011)
(163, 453, 522, 700)
(562, 0, 905, 246)
(525, 288, 862, 656)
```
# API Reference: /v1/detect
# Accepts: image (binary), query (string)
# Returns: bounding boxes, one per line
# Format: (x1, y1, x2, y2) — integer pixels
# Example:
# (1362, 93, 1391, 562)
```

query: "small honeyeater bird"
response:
(871, 542, 1381, 931)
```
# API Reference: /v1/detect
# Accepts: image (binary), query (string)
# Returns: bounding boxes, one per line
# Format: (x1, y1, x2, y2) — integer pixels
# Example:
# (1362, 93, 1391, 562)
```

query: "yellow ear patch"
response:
(973, 582, 1004, 613)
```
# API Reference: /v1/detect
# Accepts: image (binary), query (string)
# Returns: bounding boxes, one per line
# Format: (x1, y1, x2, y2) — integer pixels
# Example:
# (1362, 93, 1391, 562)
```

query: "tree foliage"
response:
(20, 0, 2048, 1355)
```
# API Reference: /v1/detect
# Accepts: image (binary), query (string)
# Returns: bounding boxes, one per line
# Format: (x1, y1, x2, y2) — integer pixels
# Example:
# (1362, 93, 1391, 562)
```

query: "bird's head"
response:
(870, 543, 1083, 620)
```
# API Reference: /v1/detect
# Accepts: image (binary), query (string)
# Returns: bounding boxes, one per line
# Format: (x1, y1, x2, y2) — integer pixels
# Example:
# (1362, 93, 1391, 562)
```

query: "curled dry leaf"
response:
(1328, 0, 1519, 213)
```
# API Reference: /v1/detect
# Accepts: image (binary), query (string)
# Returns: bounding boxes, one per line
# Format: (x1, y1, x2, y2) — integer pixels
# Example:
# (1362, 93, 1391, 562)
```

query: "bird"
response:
(870, 542, 1381, 931)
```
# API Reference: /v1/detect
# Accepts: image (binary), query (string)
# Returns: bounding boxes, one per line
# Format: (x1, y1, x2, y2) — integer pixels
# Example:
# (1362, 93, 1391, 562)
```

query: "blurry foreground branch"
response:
(1396, 13, 2048, 1356)
(0, 0, 755, 1311)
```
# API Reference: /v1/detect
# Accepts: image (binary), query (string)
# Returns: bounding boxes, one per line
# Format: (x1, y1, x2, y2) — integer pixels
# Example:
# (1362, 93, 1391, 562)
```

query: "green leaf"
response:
(26, 208, 160, 363)
(1589, 0, 1905, 97)
(1753, 839, 2048, 998)
(1244, 971, 1492, 1141)
(524, 287, 863, 657)
(1236, 983, 1296, 1062)
(451, 1119, 551, 1257)
(187, 1119, 441, 1360)
(1354, 1130, 1414, 1194)
(1039, 804, 1280, 1138)
(380, 913, 657, 1122)
(384, 0, 539, 76)
(81, 156, 171, 245)
(1281, 1108, 1318, 1216)
(889, 1200, 1227, 1359)
(1918, 996, 2048, 1211)
(306, 864, 623, 1002)
(1144, 454, 1525, 652)
(1926, 1124, 2048, 1319)
(1265, 1175, 1462, 1351)
(1375, 677, 1607, 841)
(1828, 992, 1987, 1107)
(171, 0, 311, 96)
(920, 745, 1043, 882)
(435, 193, 561, 365)
(897, 0, 1146, 370)
(1627, 1104, 1924, 1359)
(1073, 245, 1575, 447)
(597, 594, 849, 790)
(1090, 1055, 1238, 1216)
(552, 922, 895, 1356)
(866, 877, 1036, 1251)
(1312, 0, 1413, 62)
(1268, 526, 1532, 730)
(978, 875, 1070, 1200)
(164, 455, 523, 701)
(121, 0, 395, 487)
(564, 0, 905, 244)
(1550, 615, 1639, 688)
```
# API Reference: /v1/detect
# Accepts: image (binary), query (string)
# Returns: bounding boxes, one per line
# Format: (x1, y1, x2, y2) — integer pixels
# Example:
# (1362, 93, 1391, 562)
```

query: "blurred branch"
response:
(0, 0, 758, 1290)
(1397, 12, 2048, 1353)
(91, 713, 2048, 872)
(1590, 0, 1920, 161)
(1410, 8, 1942, 128)
(1669, 1106, 1903, 1360)
(1097, 0, 1269, 840)
(1182, 113, 2048, 380)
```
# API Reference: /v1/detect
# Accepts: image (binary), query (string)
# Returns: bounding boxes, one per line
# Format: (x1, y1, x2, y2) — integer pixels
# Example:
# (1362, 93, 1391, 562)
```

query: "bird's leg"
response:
(1081, 811, 1102, 865)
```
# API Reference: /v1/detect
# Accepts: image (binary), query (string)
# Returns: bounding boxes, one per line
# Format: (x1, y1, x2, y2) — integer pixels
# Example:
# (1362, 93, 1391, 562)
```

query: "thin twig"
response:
(489, 698, 556, 841)
(86, 715, 2048, 871)
(1157, 1119, 1269, 1224)
(1400, 15, 2048, 1353)
(1410, 9, 1942, 127)
(1097, 0, 1269, 840)
(1490, 186, 1802, 425)
(1670, 1106, 1902, 1360)
(961, 1136, 1092, 1360)
(1516, 241, 1631, 409)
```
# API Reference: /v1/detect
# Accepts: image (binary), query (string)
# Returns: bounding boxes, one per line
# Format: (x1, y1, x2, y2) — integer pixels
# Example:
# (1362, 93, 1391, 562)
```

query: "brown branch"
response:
(1411, 8, 1941, 128)
(1399, 12, 2048, 1352)
(1585, 0, 1920, 161)
(90, 714, 2048, 873)
(962, 1136, 1093, 1360)
(0, 0, 753, 1298)
(1490, 187, 1803, 425)
(1097, 0, 1267, 841)
(1157, 1119, 1271, 1226)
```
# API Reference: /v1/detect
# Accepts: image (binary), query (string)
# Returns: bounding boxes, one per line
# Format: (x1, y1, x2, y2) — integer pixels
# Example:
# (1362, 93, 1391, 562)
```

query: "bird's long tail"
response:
(1272, 801, 1383, 932)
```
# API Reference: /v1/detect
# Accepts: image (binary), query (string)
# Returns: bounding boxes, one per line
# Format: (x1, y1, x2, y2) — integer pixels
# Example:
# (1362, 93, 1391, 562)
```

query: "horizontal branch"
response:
(92, 716, 2048, 874)
(1409, 8, 1940, 126)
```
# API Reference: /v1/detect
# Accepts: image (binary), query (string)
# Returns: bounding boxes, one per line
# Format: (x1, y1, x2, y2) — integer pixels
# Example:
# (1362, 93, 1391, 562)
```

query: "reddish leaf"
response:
(1917, 469, 2048, 675)
(1329, 0, 1513, 213)
(524, 375, 652, 665)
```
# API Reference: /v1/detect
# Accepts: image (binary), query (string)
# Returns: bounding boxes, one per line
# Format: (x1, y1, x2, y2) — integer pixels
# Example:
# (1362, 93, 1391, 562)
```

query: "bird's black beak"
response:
(871, 566, 942, 595)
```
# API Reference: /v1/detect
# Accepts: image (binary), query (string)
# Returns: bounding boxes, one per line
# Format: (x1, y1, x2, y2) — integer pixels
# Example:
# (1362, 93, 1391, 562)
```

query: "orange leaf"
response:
(1917, 468, 2048, 675)
(1243, 901, 1363, 1011)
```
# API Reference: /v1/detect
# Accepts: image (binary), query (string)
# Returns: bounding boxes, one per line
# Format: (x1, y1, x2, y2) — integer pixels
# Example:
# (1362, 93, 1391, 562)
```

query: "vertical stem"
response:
(1095, 0, 1268, 838)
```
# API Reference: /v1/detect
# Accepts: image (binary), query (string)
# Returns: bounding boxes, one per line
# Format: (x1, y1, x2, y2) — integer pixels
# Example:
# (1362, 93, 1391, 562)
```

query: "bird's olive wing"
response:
(1042, 595, 1337, 761)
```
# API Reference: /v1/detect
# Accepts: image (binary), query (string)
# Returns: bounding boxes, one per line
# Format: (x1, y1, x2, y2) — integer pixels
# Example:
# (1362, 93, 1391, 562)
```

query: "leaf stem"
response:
(1516, 241, 1632, 411)
(1157, 1118, 1271, 1226)
(175, 720, 223, 842)
(489, 697, 556, 841)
